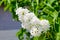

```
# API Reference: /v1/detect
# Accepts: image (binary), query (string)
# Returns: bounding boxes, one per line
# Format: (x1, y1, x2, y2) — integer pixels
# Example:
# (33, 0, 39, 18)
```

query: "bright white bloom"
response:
(16, 7, 29, 22)
(16, 7, 50, 37)
(23, 12, 35, 23)
(21, 23, 26, 29)
(30, 26, 42, 36)
(21, 22, 32, 31)
(40, 20, 50, 32)
(30, 16, 41, 26)
(16, 7, 29, 15)
(21, 12, 36, 30)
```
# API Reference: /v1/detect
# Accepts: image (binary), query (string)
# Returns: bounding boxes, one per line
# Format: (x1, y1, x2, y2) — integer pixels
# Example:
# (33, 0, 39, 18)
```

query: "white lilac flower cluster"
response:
(16, 7, 50, 36)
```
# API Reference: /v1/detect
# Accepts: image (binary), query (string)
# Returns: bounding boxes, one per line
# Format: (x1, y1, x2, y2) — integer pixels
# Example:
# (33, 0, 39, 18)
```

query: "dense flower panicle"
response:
(16, 7, 50, 36)
(21, 12, 36, 31)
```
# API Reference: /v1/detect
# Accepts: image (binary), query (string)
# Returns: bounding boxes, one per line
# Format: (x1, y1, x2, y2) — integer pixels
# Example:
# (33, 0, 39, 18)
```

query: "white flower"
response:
(16, 7, 29, 15)
(16, 7, 29, 22)
(21, 22, 32, 31)
(16, 7, 50, 36)
(30, 26, 42, 36)
(40, 20, 50, 32)
(21, 12, 40, 31)
(21, 23, 26, 29)
(30, 16, 41, 26)
(23, 12, 35, 23)
(21, 12, 35, 30)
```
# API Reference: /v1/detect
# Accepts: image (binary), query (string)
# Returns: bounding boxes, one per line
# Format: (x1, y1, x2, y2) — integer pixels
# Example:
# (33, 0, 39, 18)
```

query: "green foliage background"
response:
(0, 0, 60, 40)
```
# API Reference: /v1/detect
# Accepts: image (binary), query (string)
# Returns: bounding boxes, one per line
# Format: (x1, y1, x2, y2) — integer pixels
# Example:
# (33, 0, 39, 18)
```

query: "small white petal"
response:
(40, 20, 50, 32)
(30, 26, 42, 36)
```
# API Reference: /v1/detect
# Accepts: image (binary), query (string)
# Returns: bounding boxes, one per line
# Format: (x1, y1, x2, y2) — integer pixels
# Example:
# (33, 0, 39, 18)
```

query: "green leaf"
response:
(16, 28, 26, 36)
(0, 1, 3, 6)
(48, 0, 55, 4)
(33, 37, 39, 40)
(4, 4, 10, 11)
(16, 28, 27, 40)
(50, 10, 58, 21)
(56, 33, 60, 40)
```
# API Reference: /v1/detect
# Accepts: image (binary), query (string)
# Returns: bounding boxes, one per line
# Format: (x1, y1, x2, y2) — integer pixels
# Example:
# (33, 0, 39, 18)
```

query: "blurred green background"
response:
(0, 0, 60, 40)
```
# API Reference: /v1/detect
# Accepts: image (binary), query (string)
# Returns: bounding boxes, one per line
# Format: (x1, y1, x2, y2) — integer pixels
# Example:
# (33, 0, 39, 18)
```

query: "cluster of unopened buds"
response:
(16, 7, 50, 36)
